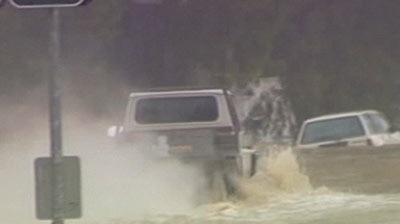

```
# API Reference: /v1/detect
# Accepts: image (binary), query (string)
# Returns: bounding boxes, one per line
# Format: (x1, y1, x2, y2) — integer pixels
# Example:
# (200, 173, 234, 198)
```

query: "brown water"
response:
(1, 117, 400, 224)
(105, 148, 400, 224)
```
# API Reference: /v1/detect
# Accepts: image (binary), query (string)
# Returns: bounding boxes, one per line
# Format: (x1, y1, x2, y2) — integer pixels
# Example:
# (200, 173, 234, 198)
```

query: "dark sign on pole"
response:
(35, 156, 82, 220)
(9, 0, 86, 8)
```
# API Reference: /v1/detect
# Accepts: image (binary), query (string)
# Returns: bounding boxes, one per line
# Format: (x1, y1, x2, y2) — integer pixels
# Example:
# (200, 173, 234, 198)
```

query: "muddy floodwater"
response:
(1, 123, 400, 224)
(87, 148, 400, 224)
(118, 193, 400, 224)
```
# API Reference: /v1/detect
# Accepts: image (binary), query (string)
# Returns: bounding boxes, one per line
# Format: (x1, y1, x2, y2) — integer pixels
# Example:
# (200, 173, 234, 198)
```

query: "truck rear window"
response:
(301, 116, 365, 144)
(135, 96, 218, 124)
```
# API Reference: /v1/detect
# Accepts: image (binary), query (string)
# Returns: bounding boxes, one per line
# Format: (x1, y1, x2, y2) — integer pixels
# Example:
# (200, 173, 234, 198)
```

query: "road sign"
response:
(35, 156, 82, 220)
(9, 0, 86, 8)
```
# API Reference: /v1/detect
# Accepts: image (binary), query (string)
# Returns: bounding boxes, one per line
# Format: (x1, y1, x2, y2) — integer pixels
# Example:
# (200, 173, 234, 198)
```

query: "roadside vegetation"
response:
(1, 0, 399, 123)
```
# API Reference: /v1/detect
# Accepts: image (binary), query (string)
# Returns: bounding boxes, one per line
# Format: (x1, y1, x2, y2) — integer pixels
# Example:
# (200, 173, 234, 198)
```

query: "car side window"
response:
(362, 113, 390, 134)
(301, 116, 364, 144)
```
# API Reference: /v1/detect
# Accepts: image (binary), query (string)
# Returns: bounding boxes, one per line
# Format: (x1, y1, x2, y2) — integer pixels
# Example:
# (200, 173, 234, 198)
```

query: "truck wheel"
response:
(203, 158, 241, 202)
(221, 158, 241, 197)
(210, 170, 228, 202)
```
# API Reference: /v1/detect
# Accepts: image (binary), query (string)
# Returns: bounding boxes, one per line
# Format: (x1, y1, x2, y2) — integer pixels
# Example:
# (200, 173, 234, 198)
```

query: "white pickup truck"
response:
(107, 88, 257, 199)
(295, 110, 400, 149)
(108, 88, 241, 161)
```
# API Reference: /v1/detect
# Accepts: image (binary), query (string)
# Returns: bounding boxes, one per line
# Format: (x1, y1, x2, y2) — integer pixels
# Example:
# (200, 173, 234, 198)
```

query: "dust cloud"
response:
(63, 117, 206, 222)
(0, 82, 206, 224)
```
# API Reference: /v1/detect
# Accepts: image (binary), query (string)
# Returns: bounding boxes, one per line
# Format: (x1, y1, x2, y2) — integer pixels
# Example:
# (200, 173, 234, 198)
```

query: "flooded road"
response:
(296, 145, 400, 194)
(117, 193, 400, 224)
(103, 148, 400, 224)
(1, 118, 400, 224)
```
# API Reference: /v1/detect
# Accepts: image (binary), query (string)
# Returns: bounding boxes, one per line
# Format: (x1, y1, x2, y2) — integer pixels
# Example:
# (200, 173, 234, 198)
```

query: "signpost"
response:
(8, 1, 91, 223)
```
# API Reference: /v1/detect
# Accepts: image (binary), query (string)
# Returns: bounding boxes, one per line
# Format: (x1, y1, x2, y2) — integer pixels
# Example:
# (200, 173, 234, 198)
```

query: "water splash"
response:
(233, 77, 297, 145)
(228, 146, 312, 206)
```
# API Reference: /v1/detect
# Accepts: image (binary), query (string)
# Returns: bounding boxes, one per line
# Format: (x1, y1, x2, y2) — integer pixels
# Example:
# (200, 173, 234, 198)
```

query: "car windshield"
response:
(135, 96, 218, 124)
(301, 116, 365, 144)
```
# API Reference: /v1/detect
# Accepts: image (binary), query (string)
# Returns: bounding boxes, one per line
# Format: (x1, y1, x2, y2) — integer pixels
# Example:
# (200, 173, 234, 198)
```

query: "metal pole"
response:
(49, 8, 65, 224)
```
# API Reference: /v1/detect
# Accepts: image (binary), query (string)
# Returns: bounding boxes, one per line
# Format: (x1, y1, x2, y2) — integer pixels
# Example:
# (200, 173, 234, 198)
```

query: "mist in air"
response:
(0, 85, 208, 224)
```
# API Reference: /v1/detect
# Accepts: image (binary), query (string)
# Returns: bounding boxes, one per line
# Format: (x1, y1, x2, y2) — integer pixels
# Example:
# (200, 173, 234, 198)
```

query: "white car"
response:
(295, 110, 400, 149)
